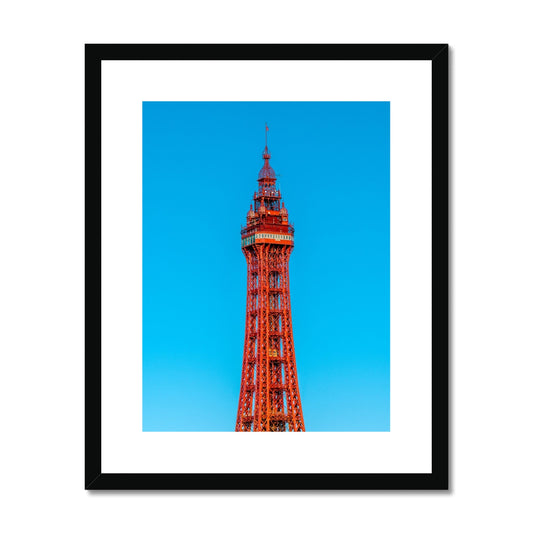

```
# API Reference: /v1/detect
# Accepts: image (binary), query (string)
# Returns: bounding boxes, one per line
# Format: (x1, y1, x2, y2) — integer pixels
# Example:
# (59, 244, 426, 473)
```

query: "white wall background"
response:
(0, 1, 532, 532)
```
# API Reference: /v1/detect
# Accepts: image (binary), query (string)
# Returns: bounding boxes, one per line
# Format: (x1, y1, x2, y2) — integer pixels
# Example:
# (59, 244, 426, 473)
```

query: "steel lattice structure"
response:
(236, 127, 305, 432)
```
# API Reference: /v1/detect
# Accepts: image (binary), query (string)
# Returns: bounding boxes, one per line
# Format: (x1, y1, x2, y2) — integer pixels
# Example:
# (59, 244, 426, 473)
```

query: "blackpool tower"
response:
(236, 127, 305, 432)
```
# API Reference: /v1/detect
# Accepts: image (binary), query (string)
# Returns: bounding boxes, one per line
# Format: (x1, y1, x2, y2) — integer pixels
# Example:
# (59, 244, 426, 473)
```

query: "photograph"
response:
(142, 102, 390, 433)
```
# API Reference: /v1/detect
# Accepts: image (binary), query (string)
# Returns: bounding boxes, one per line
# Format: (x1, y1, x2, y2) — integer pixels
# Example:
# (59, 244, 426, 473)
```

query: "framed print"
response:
(85, 44, 448, 490)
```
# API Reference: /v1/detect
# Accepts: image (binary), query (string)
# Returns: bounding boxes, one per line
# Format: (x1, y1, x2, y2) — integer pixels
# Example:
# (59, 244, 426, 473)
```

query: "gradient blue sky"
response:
(142, 101, 390, 431)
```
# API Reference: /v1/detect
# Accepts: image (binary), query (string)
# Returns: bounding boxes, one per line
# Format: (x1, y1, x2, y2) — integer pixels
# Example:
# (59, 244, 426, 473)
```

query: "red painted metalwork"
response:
(236, 127, 305, 432)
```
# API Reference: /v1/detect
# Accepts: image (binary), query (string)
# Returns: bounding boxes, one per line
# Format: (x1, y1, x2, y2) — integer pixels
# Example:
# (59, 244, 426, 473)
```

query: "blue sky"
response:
(142, 101, 390, 431)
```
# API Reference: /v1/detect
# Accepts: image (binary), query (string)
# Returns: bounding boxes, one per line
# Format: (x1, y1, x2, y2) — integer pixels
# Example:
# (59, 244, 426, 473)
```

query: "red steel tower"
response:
(236, 127, 305, 432)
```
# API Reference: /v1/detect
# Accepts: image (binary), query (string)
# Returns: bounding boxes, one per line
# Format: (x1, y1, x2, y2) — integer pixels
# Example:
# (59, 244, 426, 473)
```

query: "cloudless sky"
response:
(143, 101, 390, 431)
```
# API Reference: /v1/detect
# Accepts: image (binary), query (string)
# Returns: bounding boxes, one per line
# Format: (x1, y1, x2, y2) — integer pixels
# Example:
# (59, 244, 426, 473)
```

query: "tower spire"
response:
(259, 124, 275, 182)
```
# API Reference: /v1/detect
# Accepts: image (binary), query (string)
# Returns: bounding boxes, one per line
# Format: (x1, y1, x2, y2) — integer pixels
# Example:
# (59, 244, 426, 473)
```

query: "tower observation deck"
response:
(236, 127, 305, 432)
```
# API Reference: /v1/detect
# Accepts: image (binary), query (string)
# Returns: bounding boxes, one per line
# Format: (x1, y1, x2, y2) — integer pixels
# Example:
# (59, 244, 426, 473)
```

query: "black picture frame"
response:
(85, 43, 448, 490)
